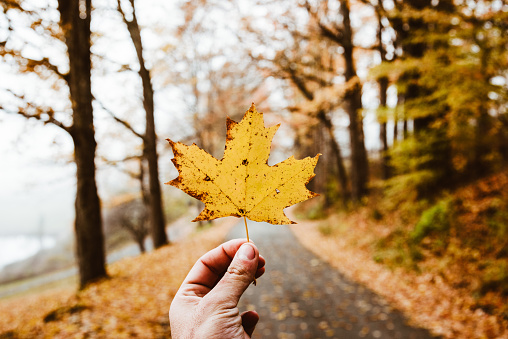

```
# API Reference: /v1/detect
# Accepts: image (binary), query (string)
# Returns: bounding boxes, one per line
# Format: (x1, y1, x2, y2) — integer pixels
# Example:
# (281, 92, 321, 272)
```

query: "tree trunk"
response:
(136, 234, 146, 254)
(499, 116, 508, 163)
(395, 0, 453, 193)
(378, 77, 390, 179)
(340, 0, 369, 202)
(58, 0, 107, 289)
(473, 47, 492, 178)
(317, 110, 350, 206)
(138, 158, 149, 254)
(393, 94, 402, 144)
(403, 117, 408, 140)
(376, 5, 390, 180)
(120, 0, 168, 248)
(375, 1, 390, 180)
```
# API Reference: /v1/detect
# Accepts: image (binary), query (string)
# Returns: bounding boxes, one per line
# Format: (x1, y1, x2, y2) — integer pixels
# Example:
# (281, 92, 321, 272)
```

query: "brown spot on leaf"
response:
(226, 117, 238, 140)
(189, 190, 207, 202)
(169, 176, 182, 186)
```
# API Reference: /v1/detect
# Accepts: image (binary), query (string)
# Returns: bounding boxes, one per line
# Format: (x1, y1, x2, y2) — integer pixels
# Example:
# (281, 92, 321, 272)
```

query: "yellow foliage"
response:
(166, 104, 320, 225)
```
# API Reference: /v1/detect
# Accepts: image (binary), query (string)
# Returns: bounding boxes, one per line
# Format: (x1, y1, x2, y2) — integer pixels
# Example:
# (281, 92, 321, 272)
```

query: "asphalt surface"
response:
(227, 220, 438, 339)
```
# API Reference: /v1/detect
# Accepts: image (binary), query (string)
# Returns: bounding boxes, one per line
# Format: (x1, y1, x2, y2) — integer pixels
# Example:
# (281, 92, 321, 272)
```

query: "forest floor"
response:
(0, 217, 238, 338)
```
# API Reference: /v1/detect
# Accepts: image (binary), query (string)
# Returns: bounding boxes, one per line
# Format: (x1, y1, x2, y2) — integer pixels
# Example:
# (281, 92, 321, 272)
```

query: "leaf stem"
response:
(243, 216, 250, 243)
(243, 216, 256, 286)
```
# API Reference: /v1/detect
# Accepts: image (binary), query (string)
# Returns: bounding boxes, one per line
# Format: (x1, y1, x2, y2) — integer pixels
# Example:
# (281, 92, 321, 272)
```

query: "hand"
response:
(169, 239, 266, 339)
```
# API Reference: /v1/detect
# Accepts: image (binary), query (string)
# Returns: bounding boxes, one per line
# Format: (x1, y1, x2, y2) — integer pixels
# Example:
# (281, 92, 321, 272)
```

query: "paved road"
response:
(227, 220, 438, 339)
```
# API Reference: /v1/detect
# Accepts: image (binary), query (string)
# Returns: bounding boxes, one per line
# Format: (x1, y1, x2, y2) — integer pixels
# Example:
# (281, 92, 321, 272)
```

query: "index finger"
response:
(180, 239, 265, 297)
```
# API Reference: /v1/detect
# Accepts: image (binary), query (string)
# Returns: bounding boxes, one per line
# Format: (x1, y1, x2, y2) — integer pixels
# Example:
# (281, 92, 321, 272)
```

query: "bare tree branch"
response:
(286, 66, 315, 101)
(303, 0, 345, 46)
(1, 0, 26, 13)
(0, 48, 68, 80)
(92, 52, 133, 72)
(1, 90, 71, 133)
(318, 22, 345, 46)
(98, 155, 142, 180)
(94, 97, 145, 140)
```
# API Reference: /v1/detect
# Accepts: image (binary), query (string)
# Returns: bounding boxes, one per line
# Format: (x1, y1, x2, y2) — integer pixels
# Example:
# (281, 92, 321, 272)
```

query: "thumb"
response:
(208, 242, 258, 307)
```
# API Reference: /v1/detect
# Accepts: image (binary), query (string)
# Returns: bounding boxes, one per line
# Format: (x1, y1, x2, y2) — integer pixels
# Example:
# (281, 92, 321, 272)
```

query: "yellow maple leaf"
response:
(166, 104, 320, 225)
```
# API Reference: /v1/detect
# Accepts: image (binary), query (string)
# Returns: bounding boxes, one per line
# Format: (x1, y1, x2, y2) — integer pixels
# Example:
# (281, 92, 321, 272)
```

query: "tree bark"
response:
(137, 235, 146, 253)
(499, 116, 508, 163)
(137, 158, 149, 254)
(378, 77, 390, 179)
(340, 0, 369, 202)
(119, 0, 168, 248)
(317, 110, 350, 206)
(403, 116, 408, 140)
(473, 46, 492, 178)
(58, 0, 107, 289)
(376, 4, 390, 179)
(393, 94, 402, 144)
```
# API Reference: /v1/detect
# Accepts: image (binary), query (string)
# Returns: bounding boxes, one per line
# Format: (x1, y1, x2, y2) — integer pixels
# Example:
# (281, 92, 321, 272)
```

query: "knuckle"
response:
(227, 264, 250, 278)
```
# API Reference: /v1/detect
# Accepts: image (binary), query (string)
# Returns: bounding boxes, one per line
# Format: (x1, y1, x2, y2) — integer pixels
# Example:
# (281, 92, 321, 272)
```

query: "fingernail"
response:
(238, 243, 256, 260)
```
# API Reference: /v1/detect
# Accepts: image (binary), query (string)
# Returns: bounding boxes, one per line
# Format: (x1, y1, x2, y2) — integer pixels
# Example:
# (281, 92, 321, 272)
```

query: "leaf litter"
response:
(0, 218, 238, 338)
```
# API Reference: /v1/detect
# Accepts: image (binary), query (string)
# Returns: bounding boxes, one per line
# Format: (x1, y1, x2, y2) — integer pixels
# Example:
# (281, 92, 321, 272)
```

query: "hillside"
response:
(291, 168, 508, 338)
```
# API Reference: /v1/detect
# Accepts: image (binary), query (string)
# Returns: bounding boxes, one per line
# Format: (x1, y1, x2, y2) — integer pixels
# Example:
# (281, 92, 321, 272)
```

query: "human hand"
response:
(169, 239, 266, 339)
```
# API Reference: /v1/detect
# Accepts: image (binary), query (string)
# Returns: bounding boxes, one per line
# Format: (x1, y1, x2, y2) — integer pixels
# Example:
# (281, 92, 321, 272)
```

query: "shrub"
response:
(307, 203, 327, 220)
(410, 199, 452, 244)
(318, 222, 335, 236)
(480, 260, 508, 296)
(373, 228, 421, 270)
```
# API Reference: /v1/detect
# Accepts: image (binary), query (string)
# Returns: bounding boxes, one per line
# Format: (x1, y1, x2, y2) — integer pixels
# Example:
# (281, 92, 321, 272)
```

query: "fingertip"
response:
(258, 255, 266, 268)
(255, 266, 265, 279)
(237, 242, 257, 261)
(241, 310, 259, 337)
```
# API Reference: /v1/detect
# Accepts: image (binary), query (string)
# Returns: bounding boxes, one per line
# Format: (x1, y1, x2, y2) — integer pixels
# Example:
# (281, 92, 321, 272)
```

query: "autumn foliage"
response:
(292, 168, 508, 338)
